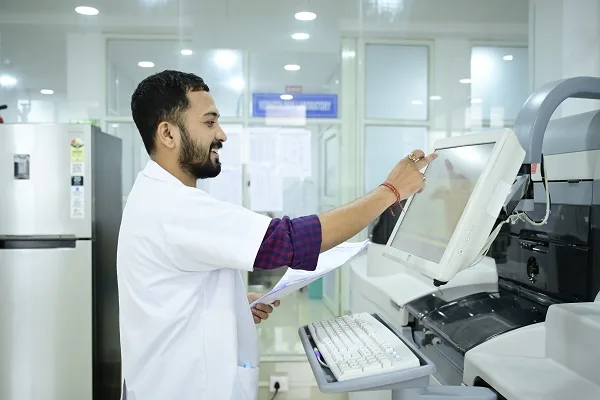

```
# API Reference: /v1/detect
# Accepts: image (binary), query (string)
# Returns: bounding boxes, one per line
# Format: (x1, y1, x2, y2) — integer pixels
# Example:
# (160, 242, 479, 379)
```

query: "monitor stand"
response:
(298, 313, 497, 400)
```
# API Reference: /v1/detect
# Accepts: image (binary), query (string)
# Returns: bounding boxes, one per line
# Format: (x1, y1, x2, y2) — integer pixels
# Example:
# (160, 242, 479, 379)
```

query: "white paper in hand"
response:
(249, 240, 370, 307)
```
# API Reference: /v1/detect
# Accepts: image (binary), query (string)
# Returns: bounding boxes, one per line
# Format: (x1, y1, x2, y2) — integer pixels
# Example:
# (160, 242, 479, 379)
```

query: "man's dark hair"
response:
(131, 70, 210, 155)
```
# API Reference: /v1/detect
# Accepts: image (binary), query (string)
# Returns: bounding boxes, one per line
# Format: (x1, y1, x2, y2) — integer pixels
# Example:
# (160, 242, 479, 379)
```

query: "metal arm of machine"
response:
(511, 76, 600, 211)
(515, 76, 600, 165)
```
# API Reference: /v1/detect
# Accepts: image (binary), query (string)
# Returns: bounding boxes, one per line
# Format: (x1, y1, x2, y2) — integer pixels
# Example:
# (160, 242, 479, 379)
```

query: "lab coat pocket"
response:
(234, 365, 259, 400)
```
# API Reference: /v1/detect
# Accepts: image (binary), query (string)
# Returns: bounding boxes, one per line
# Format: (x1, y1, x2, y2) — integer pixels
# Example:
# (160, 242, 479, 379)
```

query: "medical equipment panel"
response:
(404, 78, 600, 398)
(384, 129, 525, 285)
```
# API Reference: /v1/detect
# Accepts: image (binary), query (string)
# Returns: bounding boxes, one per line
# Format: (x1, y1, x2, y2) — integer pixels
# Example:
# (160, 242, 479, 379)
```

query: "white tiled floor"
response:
(256, 291, 348, 400)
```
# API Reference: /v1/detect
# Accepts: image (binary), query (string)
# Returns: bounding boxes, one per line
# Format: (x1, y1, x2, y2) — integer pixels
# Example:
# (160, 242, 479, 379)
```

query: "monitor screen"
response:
(390, 143, 496, 263)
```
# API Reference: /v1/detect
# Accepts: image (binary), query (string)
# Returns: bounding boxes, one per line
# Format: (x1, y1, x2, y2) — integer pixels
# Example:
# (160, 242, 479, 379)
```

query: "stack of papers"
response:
(249, 240, 370, 307)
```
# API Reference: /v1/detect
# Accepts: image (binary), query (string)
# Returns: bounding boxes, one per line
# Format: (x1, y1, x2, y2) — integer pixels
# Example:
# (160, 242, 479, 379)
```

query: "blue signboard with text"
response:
(252, 93, 338, 119)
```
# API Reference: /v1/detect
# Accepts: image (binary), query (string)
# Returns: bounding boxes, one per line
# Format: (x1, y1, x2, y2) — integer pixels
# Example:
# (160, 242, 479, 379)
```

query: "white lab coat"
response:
(117, 160, 271, 400)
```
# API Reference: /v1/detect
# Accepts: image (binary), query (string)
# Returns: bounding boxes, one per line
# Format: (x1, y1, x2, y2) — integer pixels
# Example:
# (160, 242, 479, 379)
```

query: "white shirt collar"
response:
(142, 160, 184, 186)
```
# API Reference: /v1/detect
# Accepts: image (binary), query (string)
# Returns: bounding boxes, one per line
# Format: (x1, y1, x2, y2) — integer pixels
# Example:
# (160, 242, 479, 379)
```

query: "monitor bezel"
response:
(382, 129, 512, 281)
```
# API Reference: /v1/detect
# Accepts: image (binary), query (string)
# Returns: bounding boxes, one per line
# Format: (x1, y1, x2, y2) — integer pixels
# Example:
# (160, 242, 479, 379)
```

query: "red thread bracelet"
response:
(380, 182, 403, 216)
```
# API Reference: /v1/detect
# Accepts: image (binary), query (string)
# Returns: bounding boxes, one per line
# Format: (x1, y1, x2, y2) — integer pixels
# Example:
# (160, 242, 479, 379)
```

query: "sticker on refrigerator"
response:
(71, 176, 84, 186)
(70, 186, 85, 219)
(13, 154, 30, 180)
(70, 162, 84, 176)
(70, 138, 85, 162)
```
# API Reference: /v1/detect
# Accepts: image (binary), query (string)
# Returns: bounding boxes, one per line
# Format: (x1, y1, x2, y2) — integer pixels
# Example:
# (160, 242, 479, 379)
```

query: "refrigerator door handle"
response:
(0, 236, 81, 249)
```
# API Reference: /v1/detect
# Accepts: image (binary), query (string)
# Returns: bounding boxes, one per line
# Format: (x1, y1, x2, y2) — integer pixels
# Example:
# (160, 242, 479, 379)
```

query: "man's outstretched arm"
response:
(253, 150, 437, 272)
(253, 215, 322, 271)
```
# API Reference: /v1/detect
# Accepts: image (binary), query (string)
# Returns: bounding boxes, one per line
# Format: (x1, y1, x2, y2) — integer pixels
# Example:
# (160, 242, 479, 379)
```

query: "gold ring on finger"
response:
(408, 152, 419, 162)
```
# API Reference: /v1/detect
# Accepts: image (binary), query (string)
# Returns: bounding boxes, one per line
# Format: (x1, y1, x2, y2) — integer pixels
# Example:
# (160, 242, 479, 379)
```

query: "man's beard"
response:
(178, 124, 222, 180)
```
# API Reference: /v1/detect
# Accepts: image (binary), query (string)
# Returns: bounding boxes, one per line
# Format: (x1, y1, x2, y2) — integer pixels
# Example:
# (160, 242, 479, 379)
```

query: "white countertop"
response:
(349, 244, 498, 309)
(464, 302, 600, 400)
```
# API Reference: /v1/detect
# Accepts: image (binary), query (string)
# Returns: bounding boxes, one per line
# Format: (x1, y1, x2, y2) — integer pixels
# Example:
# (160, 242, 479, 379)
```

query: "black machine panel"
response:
(489, 181, 600, 303)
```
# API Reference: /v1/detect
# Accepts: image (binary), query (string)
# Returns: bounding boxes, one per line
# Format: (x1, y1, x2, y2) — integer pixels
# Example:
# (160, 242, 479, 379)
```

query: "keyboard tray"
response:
(298, 313, 435, 393)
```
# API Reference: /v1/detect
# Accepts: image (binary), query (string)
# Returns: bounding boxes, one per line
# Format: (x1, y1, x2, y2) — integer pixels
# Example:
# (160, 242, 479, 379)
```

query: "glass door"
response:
(320, 128, 341, 316)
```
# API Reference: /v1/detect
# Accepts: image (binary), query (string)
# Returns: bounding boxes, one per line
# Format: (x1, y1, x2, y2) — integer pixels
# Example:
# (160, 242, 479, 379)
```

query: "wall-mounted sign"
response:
(252, 93, 338, 119)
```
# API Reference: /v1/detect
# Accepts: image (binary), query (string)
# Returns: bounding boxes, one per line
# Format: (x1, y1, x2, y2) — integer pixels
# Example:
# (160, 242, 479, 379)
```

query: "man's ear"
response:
(156, 121, 176, 150)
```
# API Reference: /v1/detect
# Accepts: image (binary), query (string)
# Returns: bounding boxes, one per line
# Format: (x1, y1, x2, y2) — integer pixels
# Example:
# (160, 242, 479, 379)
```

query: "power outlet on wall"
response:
(269, 375, 289, 392)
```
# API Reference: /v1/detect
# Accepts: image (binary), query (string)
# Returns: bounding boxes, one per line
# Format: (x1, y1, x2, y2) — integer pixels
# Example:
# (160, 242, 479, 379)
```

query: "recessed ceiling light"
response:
(292, 33, 310, 40)
(295, 11, 316, 21)
(75, 6, 99, 16)
(284, 64, 301, 71)
(411, 100, 424, 105)
(181, 49, 193, 56)
(213, 50, 237, 70)
(228, 77, 245, 91)
(138, 61, 154, 68)
(459, 78, 472, 84)
(503, 55, 514, 61)
(471, 98, 482, 104)
(40, 89, 54, 95)
(430, 95, 442, 101)
(280, 94, 294, 100)
(0, 75, 17, 87)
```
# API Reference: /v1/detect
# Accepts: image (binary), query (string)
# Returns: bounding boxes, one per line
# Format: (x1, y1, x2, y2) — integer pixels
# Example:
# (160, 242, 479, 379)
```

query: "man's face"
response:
(176, 91, 227, 180)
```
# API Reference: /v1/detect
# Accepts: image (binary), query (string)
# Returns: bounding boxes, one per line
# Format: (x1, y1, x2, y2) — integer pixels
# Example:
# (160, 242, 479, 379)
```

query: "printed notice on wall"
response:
(249, 164, 283, 212)
(248, 128, 279, 165)
(70, 187, 85, 219)
(277, 129, 312, 178)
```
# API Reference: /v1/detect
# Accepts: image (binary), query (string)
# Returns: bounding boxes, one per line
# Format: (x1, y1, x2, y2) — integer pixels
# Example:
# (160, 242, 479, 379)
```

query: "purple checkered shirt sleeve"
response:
(253, 215, 322, 271)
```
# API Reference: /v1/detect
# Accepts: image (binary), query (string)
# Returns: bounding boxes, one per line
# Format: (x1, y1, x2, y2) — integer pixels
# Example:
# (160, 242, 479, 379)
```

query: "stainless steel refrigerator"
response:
(0, 124, 123, 400)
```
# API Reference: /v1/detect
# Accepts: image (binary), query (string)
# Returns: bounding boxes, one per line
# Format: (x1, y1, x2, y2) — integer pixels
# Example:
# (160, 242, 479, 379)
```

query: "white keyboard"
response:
(308, 313, 420, 381)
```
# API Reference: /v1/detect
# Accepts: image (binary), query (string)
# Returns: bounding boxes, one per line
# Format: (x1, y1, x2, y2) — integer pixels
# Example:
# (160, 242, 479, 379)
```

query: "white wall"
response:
(364, 44, 429, 121)
(530, 0, 600, 117)
(66, 32, 105, 121)
(431, 38, 472, 135)
(107, 61, 136, 117)
(471, 46, 529, 122)
(362, 36, 529, 196)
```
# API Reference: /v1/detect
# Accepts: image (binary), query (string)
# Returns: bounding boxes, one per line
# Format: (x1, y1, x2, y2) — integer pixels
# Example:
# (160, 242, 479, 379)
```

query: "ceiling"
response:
(1, 0, 528, 23)
(0, 0, 529, 114)
(108, 40, 340, 92)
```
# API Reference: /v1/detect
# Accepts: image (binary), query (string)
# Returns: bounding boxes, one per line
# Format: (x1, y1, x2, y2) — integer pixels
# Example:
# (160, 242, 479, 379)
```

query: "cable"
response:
(468, 158, 551, 267)
(317, 357, 330, 369)
(270, 382, 280, 400)
(519, 154, 551, 226)
(313, 347, 330, 368)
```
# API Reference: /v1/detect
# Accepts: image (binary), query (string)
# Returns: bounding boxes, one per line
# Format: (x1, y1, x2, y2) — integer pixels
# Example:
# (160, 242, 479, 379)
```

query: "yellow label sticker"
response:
(70, 138, 85, 162)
